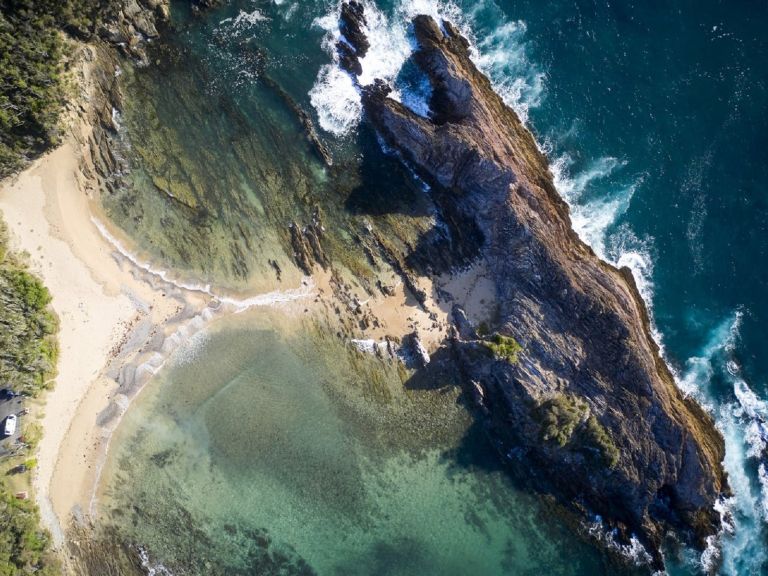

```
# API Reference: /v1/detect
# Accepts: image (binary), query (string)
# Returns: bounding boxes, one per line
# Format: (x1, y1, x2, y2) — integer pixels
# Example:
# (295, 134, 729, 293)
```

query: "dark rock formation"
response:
(97, 0, 170, 65)
(289, 208, 329, 276)
(191, 0, 223, 17)
(337, 0, 369, 76)
(400, 331, 430, 369)
(261, 76, 333, 167)
(339, 5, 727, 569)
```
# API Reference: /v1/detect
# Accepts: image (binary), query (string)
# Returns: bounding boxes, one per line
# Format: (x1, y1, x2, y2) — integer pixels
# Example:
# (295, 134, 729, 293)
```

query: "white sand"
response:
(0, 141, 182, 543)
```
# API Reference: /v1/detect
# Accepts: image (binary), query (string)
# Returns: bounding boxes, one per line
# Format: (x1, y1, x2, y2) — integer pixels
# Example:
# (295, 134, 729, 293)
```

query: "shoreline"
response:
(0, 139, 182, 544)
(0, 104, 319, 553)
(0, 35, 485, 572)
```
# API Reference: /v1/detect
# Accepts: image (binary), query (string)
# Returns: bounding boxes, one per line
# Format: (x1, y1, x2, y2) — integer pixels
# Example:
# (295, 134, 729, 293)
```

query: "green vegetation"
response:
(582, 414, 620, 468)
(482, 333, 523, 364)
(0, 220, 58, 396)
(20, 423, 42, 451)
(0, 220, 60, 574)
(538, 394, 588, 447)
(536, 393, 620, 468)
(0, 484, 60, 575)
(1, 3, 119, 573)
(0, 0, 119, 178)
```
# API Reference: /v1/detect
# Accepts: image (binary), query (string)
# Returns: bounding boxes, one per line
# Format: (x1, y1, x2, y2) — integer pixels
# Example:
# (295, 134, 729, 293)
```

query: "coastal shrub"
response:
(0, 482, 60, 575)
(0, 0, 121, 178)
(538, 394, 588, 447)
(0, 226, 59, 396)
(482, 333, 523, 364)
(21, 423, 43, 451)
(5, 270, 52, 313)
(537, 394, 620, 468)
(581, 415, 620, 468)
(0, 2, 64, 178)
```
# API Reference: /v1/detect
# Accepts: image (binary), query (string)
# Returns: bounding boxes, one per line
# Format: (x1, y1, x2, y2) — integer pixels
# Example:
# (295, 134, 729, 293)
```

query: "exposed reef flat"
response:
(339, 5, 727, 568)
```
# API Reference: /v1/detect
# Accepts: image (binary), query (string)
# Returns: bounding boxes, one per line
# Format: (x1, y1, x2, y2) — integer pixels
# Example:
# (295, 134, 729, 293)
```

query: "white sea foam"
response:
(473, 19, 544, 123)
(351, 338, 389, 355)
(216, 281, 315, 313)
(111, 107, 122, 131)
(223, 8, 269, 30)
(550, 153, 657, 319)
(310, 0, 411, 135)
(309, 0, 544, 134)
(717, 405, 768, 574)
(92, 216, 314, 311)
(585, 516, 654, 568)
(211, 8, 270, 88)
(139, 547, 175, 576)
(310, 64, 362, 135)
(551, 155, 626, 255)
(93, 217, 214, 295)
(673, 310, 768, 574)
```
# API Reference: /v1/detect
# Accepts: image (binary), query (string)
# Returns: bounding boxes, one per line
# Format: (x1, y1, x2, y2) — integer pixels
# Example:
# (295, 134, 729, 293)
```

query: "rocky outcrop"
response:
(339, 6, 727, 569)
(289, 208, 329, 276)
(98, 0, 170, 65)
(190, 0, 223, 17)
(337, 1, 369, 76)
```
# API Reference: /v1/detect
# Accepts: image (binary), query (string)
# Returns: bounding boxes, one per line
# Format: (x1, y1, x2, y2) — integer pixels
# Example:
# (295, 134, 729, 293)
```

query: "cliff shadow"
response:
(404, 187, 485, 276)
(346, 126, 485, 275)
(344, 123, 434, 218)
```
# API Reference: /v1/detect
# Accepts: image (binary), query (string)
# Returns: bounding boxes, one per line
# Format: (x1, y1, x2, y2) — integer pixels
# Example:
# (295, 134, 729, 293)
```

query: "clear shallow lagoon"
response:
(97, 0, 768, 574)
(100, 312, 616, 575)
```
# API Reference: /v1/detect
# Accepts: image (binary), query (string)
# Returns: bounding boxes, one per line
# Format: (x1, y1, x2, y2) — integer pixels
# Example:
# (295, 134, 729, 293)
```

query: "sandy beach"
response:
(0, 139, 187, 543)
(0, 133, 318, 550)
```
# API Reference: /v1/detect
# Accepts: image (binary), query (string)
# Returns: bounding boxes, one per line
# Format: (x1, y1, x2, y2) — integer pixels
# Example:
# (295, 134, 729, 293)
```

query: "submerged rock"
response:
(338, 4, 727, 569)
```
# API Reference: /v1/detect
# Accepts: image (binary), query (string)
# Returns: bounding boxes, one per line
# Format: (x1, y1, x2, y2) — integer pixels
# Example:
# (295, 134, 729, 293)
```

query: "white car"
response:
(4, 414, 17, 437)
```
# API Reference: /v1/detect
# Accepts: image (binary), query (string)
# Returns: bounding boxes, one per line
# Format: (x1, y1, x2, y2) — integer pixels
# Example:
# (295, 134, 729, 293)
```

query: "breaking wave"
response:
(309, 0, 544, 135)
(674, 311, 768, 575)
(550, 154, 656, 315)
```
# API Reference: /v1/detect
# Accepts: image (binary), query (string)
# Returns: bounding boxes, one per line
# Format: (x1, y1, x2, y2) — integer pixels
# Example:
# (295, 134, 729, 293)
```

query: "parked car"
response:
(4, 414, 17, 436)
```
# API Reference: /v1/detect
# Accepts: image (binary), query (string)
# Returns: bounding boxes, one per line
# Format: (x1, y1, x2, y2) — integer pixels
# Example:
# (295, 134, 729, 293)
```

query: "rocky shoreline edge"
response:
(336, 3, 728, 571)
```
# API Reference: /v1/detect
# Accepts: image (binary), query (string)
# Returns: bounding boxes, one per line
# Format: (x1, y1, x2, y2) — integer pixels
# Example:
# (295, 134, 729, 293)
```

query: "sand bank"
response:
(0, 140, 186, 543)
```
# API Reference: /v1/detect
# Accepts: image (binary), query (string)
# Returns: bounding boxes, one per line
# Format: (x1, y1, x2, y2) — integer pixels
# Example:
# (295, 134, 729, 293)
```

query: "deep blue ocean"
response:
(100, 1, 768, 574)
(501, 2, 768, 574)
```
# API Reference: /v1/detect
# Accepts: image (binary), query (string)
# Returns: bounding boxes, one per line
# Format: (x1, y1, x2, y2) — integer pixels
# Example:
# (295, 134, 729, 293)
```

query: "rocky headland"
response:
(338, 4, 727, 569)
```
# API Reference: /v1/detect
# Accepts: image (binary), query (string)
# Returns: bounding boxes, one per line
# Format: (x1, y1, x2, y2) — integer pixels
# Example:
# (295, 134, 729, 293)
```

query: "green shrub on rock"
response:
(482, 333, 523, 364)
(536, 393, 619, 468)
(537, 394, 588, 447)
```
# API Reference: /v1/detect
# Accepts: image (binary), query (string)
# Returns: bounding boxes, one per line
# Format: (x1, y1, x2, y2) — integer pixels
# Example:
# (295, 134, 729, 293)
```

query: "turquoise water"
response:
(101, 313, 616, 575)
(98, 0, 768, 574)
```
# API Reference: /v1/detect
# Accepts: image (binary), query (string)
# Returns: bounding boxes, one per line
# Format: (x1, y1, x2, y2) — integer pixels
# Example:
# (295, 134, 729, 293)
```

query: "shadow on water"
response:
(345, 123, 433, 218)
